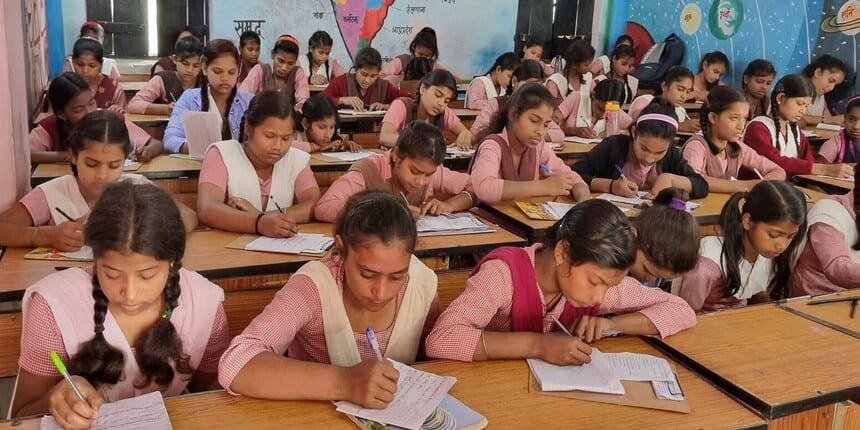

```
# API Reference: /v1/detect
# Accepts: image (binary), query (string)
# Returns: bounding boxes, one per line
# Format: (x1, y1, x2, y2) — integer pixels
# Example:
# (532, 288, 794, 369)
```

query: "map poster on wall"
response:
(210, 0, 518, 79)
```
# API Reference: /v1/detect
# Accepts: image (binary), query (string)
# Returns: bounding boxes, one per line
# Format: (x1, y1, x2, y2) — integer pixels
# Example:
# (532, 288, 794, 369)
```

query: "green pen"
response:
(50, 350, 87, 403)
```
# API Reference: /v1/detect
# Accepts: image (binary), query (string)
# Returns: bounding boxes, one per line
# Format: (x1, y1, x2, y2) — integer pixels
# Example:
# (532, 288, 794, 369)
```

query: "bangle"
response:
(254, 213, 265, 236)
(480, 330, 489, 358)
(609, 178, 617, 193)
(31, 227, 39, 246)
(459, 190, 475, 207)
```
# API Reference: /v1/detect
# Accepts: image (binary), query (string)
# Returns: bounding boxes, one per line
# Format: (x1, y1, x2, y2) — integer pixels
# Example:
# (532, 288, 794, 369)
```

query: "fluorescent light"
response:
(147, 0, 158, 56)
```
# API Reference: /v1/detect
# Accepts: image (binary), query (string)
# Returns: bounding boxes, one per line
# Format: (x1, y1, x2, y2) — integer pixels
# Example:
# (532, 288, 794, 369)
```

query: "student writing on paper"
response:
(380, 27, 457, 86)
(65, 37, 125, 112)
(425, 199, 695, 364)
(464, 51, 519, 110)
(573, 98, 709, 199)
(817, 95, 860, 163)
(628, 66, 699, 133)
(554, 78, 632, 138)
(545, 40, 594, 106)
(470, 60, 565, 145)
(315, 121, 476, 222)
(298, 31, 347, 86)
(677, 181, 806, 312)
(379, 70, 473, 150)
(128, 35, 204, 115)
(4, 111, 196, 251)
(197, 91, 320, 237)
(792, 164, 860, 296)
(801, 55, 848, 126)
(321, 47, 413, 112)
(163, 39, 254, 154)
(470, 83, 590, 203)
(220, 191, 443, 409)
(743, 74, 853, 179)
(682, 86, 785, 193)
(31, 73, 159, 163)
(239, 35, 310, 109)
(741, 60, 776, 121)
(296, 95, 361, 152)
(10, 182, 228, 423)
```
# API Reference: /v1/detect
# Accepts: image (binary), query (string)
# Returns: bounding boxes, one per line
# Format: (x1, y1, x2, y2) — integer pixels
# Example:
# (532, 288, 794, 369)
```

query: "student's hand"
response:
(50, 221, 86, 251)
(135, 139, 164, 162)
(420, 198, 453, 217)
(105, 105, 125, 114)
(344, 360, 400, 409)
(573, 315, 617, 343)
(167, 102, 176, 114)
(47, 375, 104, 430)
(331, 138, 362, 152)
(678, 119, 701, 133)
(539, 333, 593, 366)
(310, 74, 328, 86)
(227, 197, 257, 212)
(455, 132, 473, 151)
(258, 212, 299, 238)
(646, 173, 676, 199)
(368, 102, 388, 111)
(405, 203, 423, 220)
(610, 178, 638, 197)
(570, 127, 597, 139)
(822, 163, 854, 178)
(339, 97, 365, 111)
(542, 172, 575, 196)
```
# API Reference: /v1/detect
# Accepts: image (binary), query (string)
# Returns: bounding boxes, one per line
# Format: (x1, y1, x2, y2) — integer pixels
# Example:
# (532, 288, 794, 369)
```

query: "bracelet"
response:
(31, 227, 39, 246)
(254, 213, 265, 236)
(459, 189, 475, 207)
(609, 178, 617, 193)
(480, 330, 489, 358)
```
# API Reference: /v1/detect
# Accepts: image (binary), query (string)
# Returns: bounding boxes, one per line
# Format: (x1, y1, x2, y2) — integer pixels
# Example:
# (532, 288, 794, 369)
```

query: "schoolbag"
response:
(633, 33, 685, 90)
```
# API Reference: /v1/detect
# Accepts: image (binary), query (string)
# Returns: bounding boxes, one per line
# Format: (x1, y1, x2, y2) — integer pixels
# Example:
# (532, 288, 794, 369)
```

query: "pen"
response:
(50, 350, 87, 404)
(539, 163, 554, 175)
(400, 191, 410, 206)
(268, 195, 285, 213)
(613, 164, 628, 181)
(55, 207, 75, 222)
(169, 92, 177, 103)
(366, 326, 384, 361)
(852, 299, 858, 319)
(753, 168, 764, 179)
(551, 315, 573, 337)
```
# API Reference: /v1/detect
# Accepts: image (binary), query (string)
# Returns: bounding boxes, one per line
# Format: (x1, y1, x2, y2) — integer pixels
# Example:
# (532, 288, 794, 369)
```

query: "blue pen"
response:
(539, 163, 554, 175)
(613, 164, 628, 181)
(366, 326, 384, 361)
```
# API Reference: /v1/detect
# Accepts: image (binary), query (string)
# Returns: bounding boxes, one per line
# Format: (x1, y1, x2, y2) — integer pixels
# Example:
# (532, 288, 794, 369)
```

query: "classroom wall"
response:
(625, 0, 860, 109)
(209, 0, 519, 79)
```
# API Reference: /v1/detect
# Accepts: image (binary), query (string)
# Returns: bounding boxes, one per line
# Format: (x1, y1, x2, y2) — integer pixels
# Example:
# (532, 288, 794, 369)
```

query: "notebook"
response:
(597, 192, 701, 212)
(181, 111, 223, 159)
(316, 151, 375, 162)
(338, 109, 387, 116)
(816, 122, 843, 132)
(515, 201, 575, 221)
(416, 213, 494, 236)
(243, 233, 334, 255)
(41, 391, 172, 430)
(344, 394, 488, 430)
(25, 246, 94, 261)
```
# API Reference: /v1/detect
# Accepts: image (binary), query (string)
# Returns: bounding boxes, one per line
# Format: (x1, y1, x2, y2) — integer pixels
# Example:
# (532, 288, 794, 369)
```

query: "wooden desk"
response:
(804, 126, 839, 145)
(339, 108, 479, 125)
(793, 174, 853, 193)
(0, 337, 766, 429)
(309, 84, 327, 93)
(650, 304, 860, 425)
(122, 81, 146, 93)
(443, 141, 595, 172)
(781, 290, 860, 339)
(126, 113, 170, 127)
(31, 155, 202, 186)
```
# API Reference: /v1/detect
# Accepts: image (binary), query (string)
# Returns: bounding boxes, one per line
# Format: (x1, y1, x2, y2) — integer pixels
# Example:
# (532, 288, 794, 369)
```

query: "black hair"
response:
(658, 66, 694, 95)
(298, 94, 339, 134)
(354, 46, 383, 71)
(519, 36, 544, 58)
(67, 110, 131, 177)
(488, 82, 554, 135)
(334, 190, 417, 255)
(71, 181, 191, 389)
(842, 97, 860, 166)
(72, 37, 104, 64)
(634, 96, 678, 140)
(79, 21, 104, 39)
(614, 34, 634, 47)
(769, 74, 815, 153)
(634, 188, 699, 273)
(410, 27, 439, 60)
(593, 78, 626, 103)
(718, 180, 806, 300)
(405, 56, 433, 81)
(308, 30, 333, 50)
(505, 59, 546, 94)
(742, 59, 776, 89)
(609, 44, 636, 78)
(562, 40, 595, 75)
(542, 199, 635, 270)
(395, 120, 446, 165)
(239, 30, 261, 48)
(239, 90, 297, 142)
(802, 54, 849, 79)
(272, 34, 300, 58)
(701, 86, 747, 155)
(700, 51, 730, 73)
(483, 52, 520, 76)
(48, 72, 91, 146)
(199, 39, 240, 135)
(174, 35, 204, 61)
(415, 69, 457, 127)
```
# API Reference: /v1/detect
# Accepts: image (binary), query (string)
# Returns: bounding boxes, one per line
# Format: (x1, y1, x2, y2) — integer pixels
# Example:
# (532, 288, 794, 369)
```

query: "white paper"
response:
(527, 349, 625, 395)
(445, 146, 475, 156)
(606, 352, 674, 382)
(416, 213, 488, 232)
(318, 151, 374, 162)
(802, 130, 819, 138)
(564, 136, 602, 144)
(181, 111, 223, 159)
(41, 391, 172, 430)
(652, 375, 685, 401)
(336, 360, 456, 430)
(816, 122, 843, 132)
(597, 192, 700, 212)
(244, 233, 333, 254)
(124, 159, 142, 171)
(60, 246, 94, 261)
(542, 202, 575, 220)
(338, 109, 387, 115)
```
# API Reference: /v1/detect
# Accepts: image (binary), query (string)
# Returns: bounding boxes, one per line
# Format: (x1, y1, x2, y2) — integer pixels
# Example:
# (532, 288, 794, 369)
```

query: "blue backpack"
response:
(633, 33, 686, 90)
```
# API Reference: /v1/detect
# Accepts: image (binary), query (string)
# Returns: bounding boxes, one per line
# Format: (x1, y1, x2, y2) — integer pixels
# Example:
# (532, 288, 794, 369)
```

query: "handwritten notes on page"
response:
(527, 349, 625, 394)
(244, 233, 334, 255)
(41, 391, 172, 430)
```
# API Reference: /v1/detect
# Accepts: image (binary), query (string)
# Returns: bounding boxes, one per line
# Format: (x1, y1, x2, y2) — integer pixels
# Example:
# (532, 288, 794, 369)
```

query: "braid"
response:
(68, 273, 126, 386)
(200, 84, 210, 112)
(699, 103, 720, 155)
(769, 91, 782, 152)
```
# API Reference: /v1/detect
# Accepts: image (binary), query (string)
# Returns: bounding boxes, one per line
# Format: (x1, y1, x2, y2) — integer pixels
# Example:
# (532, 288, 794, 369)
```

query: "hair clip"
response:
(668, 198, 687, 212)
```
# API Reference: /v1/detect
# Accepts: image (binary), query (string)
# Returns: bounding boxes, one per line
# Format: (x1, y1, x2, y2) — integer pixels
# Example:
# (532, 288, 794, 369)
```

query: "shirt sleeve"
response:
(381, 99, 408, 131)
(663, 146, 709, 198)
(19, 293, 67, 376)
(126, 119, 153, 147)
(29, 125, 52, 152)
(331, 59, 347, 78)
(469, 99, 495, 138)
(627, 95, 652, 120)
(164, 90, 197, 153)
(469, 139, 506, 203)
(556, 92, 580, 124)
(197, 304, 230, 373)
(442, 108, 462, 132)
(111, 80, 127, 109)
(540, 144, 585, 187)
(681, 138, 709, 175)
(380, 58, 403, 79)
(572, 139, 617, 186)
(424, 259, 514, 361)
(198, 146, 229, 192)
(739, 142, 785, 179)
(601, 277, 696, 338)
(465, 79, 488, 110)
(313, 170, 368, 222)
(385, 82, 415, 102)
(807, 223, 860, 288)
(293, 164, 319, 198)
(293, 68, 310, 105)
(743, 121, 814, 176)
(818, 135, 841, 163)
(238, 64, 263, 94)
(321, 75, 346, 105)
(431, 166, 471, 197)
(545, 79, 563, 106)
(127, 75, 166, 114)
(20, 188, 52, 226)
(677, 257, 722, 312)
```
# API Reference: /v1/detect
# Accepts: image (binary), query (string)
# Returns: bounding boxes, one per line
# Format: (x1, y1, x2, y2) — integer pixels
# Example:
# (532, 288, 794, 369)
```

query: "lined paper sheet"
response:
(41, 391, 172, 430)
(606, 352, 674, 382)
(416, 213, 490, 233)
(336, 360, 456, 430)
(318, 151, 374, 162)
(597, 192, 701, 211)
(244, 233, 334, 254)
(181, 111, 223, 159)
(543, 202, 575, 220)
(563, 136, 602, 144)
(445, 146, 475, 157)
(338, 109, 387, 115)
(652, 376, 685, 401)
(527, 349, 625, 394)
(816, 122, 843, 132)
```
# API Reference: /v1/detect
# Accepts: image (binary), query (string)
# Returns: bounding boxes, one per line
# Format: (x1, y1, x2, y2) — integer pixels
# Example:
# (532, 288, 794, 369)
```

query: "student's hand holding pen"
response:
(541, 166, 575, 196)
(539, 332, 593, 365)
(343, 360, 400, 409)
(257, 212, 299, 238)
(48, 374, 104, 430)
(420, 198, 452, 217)
(570, 126, 597, 139)
(338, 96, 366, 111)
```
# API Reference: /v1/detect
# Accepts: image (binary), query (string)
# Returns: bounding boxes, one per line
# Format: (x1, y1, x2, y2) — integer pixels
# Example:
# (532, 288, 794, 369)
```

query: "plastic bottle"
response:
(604, 101, 621, 137)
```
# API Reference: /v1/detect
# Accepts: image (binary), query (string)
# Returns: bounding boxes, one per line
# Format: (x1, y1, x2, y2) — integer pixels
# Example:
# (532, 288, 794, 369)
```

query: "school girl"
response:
(682, 86, 785, 193)
(470, 83, 590, 203)
(298, 30, 347, 85)
(689, 51, 729, 102)
(802, 54, 849, 123)
(793, 164, 860, 296)
(150, 28, 194, 75)
(519, 36, 554, 76)
(163, 39, 254, 154)
(296, 95, 361, 153)
(425, 199, 696, 363)
(66, 21, 120, 81)
(589, 35, 634, 75)
(66, 37, 125, 112)
(30, 72, 159, 163)
(677, 181, 806, 311)
(470, 60, 565, 145)
(379, 70, 472, 149)
(573, 98, 709, 199)
(315, 121, 475, 222)
(554, 78, 632, 138)
(464, 52, 520, 110)
(545, 39, 595, 106)
(128, 35, 204, 115)
(219, 190, 442, 409)
(239, 35, 310, 108)
(743, 74, 853, 178)
(741, 59, 776, 121)
(321, 47, 413, 111)
(9, 182, 227, 424)
(628, 66, 698, 132)
(197, 91, 320, 237)
(380, 27, 457, 85)
(592, 44, 638, 105)
(817, 96, 860, 163)
(237, 30, 261, 84)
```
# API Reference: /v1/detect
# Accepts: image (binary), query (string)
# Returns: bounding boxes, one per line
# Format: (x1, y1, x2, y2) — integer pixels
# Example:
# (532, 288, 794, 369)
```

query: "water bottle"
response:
(605, 101, 621, 137)
(553, 55, 563, 74)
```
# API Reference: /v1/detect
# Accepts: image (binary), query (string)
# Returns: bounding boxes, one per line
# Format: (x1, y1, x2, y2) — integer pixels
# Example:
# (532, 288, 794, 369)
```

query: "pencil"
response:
(551, 315, 573, 337)
(55, 207, 75, 222)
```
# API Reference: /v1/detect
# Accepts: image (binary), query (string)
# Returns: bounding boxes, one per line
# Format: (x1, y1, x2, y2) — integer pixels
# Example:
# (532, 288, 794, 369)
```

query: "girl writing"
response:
(298, 30, 346, 85)
(628, 66, 698, 133)
(128, 35, 204, 115)
(239, 35, 310, 108)
(554, 78, 632, 138)
(817, 95, 860, 163)
(690, 51, 729, 102)
(464, 52, 520, 110)
(150, 28, 194, 75)
(802, 54, 848, 125)
(380, 27, 457, 86)
(741, 59, 776, 121)
(67, 37, 125, 112)
(589, 35, 634, 75)
(321, 47, 413, 112)
(297, 95, 361, 153)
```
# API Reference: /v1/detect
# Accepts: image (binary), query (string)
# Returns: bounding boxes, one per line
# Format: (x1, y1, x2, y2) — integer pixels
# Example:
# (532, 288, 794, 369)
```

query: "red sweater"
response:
(321, 74, 413, 107)
(743, 121, 814, 177)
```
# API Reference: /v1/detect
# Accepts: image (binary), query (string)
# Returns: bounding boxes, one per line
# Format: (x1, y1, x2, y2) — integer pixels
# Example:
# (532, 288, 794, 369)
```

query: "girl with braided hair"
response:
(682, 85, 785, 193)
(10, 182, 227, 426)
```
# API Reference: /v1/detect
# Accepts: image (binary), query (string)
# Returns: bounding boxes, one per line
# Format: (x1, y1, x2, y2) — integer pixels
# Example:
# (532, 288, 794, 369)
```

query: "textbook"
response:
(24, 246, 94, 261)
(416, 213, 494, 236)
(343, 394, 488, 430)
(515, 201, 575, 221)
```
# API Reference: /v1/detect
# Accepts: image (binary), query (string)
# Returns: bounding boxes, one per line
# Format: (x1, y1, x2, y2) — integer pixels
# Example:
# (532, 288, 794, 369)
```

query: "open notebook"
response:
(41, 391, 171, 430)
(416, 213, 494, 236)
